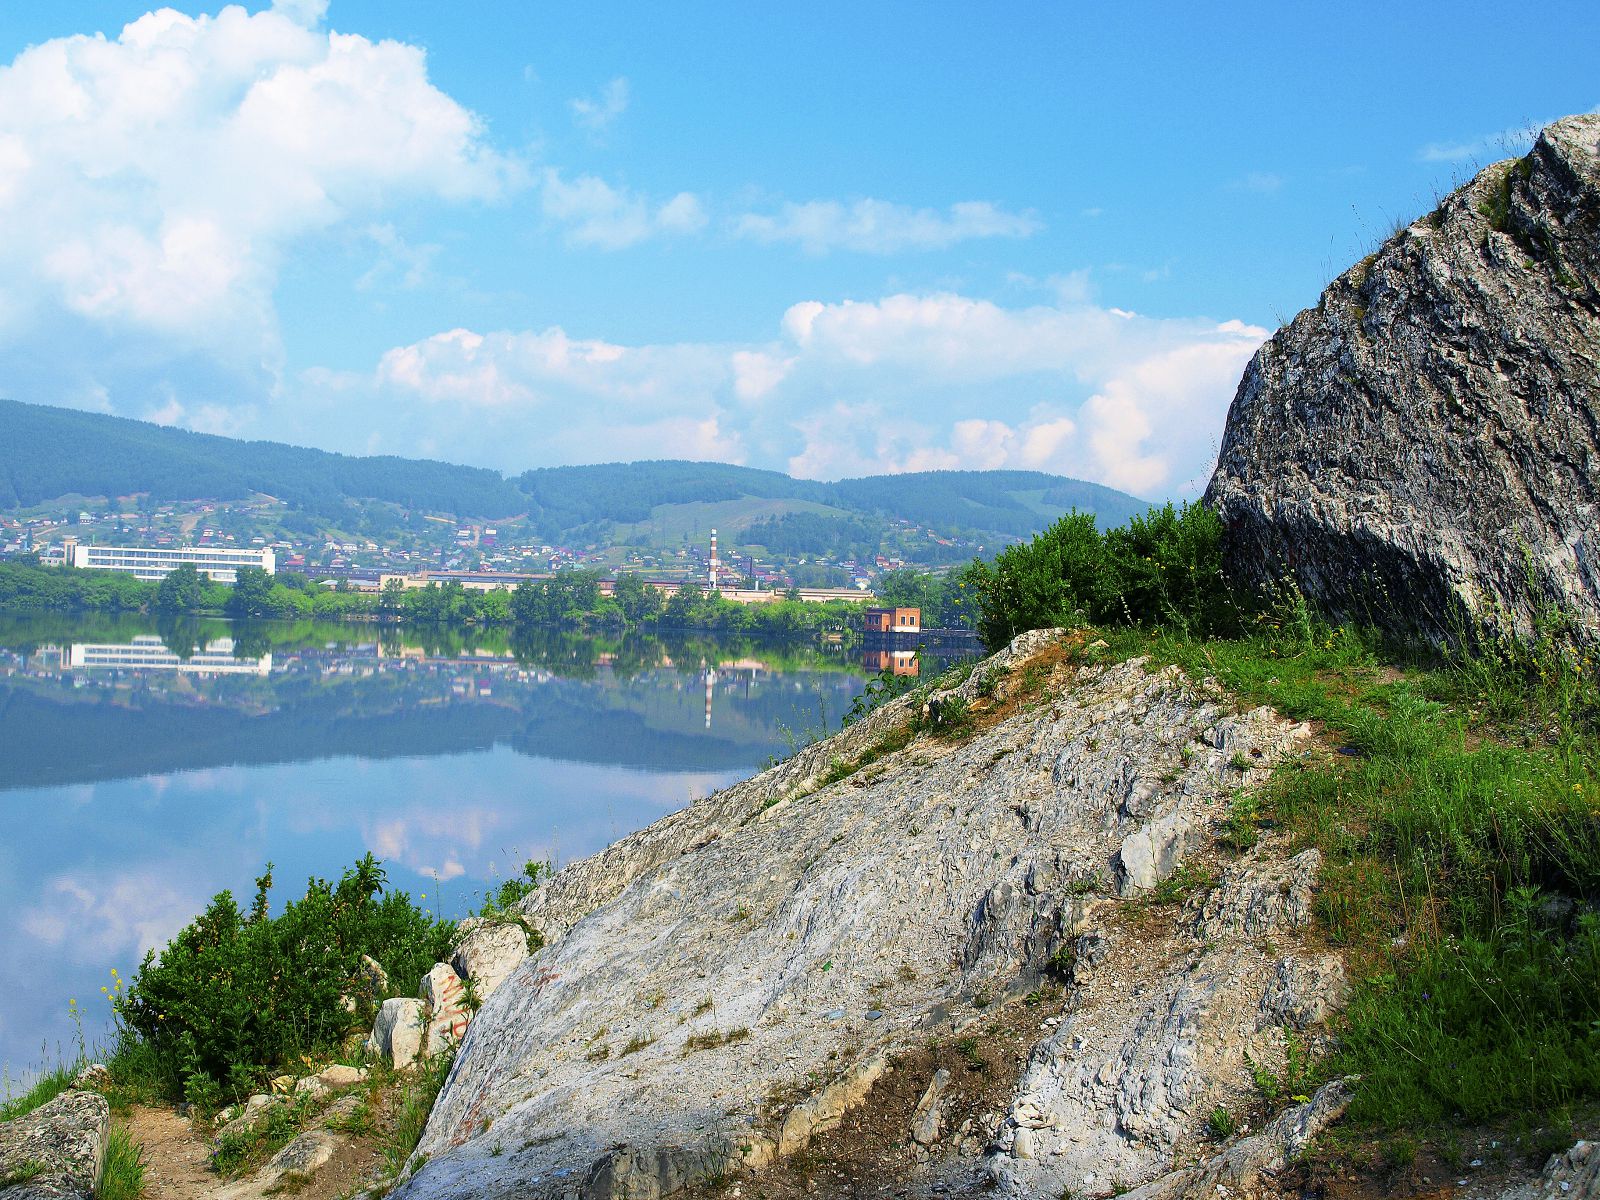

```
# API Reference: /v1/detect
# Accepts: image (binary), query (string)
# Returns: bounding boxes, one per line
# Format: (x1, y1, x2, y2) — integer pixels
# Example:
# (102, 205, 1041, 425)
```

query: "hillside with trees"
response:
(0, 399, 1152, 546)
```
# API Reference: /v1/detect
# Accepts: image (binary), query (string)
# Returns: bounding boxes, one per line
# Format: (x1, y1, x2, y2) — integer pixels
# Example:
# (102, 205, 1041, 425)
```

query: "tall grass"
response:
(1108, 588, 1600, 1130)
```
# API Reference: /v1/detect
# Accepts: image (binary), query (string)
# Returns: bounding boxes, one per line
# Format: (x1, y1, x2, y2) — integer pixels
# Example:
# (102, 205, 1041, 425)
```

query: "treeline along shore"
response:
(0, 532, 1002, 636)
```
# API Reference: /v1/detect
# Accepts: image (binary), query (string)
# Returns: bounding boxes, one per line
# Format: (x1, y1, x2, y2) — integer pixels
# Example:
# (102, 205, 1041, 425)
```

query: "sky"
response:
(0, 1, 1594, 500)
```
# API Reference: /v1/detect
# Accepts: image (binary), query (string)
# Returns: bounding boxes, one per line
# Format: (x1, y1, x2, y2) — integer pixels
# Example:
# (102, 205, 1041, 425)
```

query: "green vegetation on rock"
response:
(114, 854, 452, 1104)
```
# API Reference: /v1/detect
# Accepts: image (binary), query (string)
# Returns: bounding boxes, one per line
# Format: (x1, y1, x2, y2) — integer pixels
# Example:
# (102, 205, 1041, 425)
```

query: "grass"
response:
(100, 1126, 147, 1200)
(213, 1092, 323, 1178)
(0, 1162, 48, 1188)
(1095, 594, 1600, 1133)
(0, 1064, 74, 1122)
(378, 1051, 454, 1185)
(682, 1028, 750, 1054)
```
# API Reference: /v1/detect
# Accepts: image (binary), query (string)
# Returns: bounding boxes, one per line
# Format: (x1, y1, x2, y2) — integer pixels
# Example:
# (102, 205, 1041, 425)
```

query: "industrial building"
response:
(62, 540, 275, 583)
(863, 606, 921, 634)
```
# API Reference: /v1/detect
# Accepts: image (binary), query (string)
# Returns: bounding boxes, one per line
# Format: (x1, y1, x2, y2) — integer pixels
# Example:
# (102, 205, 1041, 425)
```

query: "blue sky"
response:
(0, 1, 1594, 498)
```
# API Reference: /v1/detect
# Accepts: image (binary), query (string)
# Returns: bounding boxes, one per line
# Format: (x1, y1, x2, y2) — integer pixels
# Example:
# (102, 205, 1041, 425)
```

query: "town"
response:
(0, 490, 985, 600)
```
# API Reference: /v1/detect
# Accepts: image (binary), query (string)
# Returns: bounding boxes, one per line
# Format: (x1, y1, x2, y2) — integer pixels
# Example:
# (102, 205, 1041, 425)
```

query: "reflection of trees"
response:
(230, 624, 272, 662)
(156, 616, 205, 660)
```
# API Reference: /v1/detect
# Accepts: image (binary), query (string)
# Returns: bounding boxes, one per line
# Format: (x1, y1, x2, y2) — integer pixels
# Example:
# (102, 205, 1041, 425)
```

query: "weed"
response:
(1147, 864, 1215, 906)
(0, 1064, 75, 1122)
(620, 1035, 654, 1056)
(683, 1028, 750, 1054)
(1216, 793, 1264, 852)
(265, 1169, 314, 1194)
(0, 1161, 48, 1188)
(378, 1052, 453, 1185)
(953, 1037, 986, 1073)
(326, 1097, 374, 1136)
(1045, 943, 1077, 981)
(1206, 1105, 1237, 1139)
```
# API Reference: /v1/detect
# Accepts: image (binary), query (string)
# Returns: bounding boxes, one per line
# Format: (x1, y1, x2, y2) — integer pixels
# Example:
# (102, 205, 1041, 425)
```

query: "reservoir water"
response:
(0, 614, 962, 1092)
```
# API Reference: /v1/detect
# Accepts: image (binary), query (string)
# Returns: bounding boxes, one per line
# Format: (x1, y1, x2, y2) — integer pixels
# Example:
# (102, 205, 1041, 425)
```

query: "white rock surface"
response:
(451, 920, 530, 1002)
(389, 634, 1329, 1199)
(420, 962, 472, 1052)
(367, 997, 427, 1068)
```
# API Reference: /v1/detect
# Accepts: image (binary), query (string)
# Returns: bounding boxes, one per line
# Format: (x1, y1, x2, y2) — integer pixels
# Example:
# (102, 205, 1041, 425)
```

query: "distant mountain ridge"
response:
(0, 398, 1151, 542)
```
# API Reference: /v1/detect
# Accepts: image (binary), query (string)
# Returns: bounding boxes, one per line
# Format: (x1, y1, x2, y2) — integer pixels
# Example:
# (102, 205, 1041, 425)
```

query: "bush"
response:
(116, 854, 453, 1101)
(973, 503, 1238, 649)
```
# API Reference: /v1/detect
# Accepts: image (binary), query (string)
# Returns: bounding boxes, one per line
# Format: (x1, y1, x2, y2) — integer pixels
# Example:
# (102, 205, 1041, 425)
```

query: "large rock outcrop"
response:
(392, 633, 1340, 1200)
(0, 1089, 109, 1200)
(1206, 112, 1600, 648)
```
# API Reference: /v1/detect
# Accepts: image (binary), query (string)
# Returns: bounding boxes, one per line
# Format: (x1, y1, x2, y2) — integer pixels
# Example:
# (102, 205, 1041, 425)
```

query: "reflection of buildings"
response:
(862, 648, 919, 676)
(69, 636, 272, 675)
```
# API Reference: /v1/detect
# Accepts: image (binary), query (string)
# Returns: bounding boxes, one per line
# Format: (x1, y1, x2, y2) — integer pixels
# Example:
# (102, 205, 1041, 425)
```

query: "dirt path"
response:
(123, 1101, 390, 1200)
(123, 1105, 215, 1200)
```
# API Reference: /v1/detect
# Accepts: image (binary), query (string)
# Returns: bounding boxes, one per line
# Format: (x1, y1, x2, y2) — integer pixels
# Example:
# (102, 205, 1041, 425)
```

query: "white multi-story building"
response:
(68, 637, 272, 676)
(64, 542, 275, 583)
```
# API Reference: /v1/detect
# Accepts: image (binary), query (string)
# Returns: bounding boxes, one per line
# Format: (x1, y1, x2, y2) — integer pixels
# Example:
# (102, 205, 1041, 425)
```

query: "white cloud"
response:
(570, 76, 629, 132)
(1414, 110, 1600, 164)
(271, 0, 329, 26)
(540, 168, 707, 249)
(304, 289, 1264, 498)
(21, 871, 200, 963)
(1230, 171, 1284, 194)
(0, 4, 514, 411)
(733, 198, 1040, 254)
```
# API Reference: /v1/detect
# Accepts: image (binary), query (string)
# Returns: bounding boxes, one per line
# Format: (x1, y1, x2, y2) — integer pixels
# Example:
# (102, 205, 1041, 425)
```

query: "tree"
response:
(155, 563, 204, 613)
(226, 566, 277, 618)
(612, 573, 664, 622)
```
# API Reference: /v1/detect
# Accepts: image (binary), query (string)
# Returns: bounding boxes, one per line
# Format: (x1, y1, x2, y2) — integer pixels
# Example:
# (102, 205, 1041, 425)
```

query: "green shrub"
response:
(974, 503, 1238, 650)
(116, 855, 453, 1101)
(479, 859, 551, 918)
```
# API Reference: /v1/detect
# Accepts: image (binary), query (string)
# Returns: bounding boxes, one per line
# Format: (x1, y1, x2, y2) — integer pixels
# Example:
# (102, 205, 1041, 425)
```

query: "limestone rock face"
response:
(0, 1089, 109, 1200)
(420, 962, 472, 1051)
(367, 997, 427, 1068)
(387, 634, 1334, 1200)
(450, 919, 530, 1002)
(1206, 112, 1600, 648)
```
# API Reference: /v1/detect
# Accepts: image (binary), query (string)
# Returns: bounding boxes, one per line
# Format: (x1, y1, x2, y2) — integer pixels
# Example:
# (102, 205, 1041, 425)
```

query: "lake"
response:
(0, 613, 981, 1094)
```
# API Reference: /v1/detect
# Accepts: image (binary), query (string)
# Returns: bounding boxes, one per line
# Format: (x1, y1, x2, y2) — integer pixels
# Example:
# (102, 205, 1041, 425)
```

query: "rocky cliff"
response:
(392, 632, 1352, 1200)
(1206, 112, 1600, 648)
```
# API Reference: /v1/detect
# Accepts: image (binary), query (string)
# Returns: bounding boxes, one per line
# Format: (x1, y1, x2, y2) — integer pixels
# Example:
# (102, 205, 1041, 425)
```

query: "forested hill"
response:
(0, 398, 1152, 539)
(0, 398, 526, 518)
(516, 463, 1152, 541)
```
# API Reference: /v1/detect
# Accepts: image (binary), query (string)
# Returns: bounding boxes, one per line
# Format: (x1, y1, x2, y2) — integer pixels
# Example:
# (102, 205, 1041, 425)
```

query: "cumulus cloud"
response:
(0, 4, 514, 413)
(305, 290, 1263, 498)
(540, 168, 707, 249)
(733, 198, 1040, 254)
(20, 871, 201, 963)
(1414, 110, 1600, 164)
(570, 76, 629, 131)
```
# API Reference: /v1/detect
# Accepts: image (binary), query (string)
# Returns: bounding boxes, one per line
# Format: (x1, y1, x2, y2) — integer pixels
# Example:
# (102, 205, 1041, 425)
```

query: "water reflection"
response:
(0, 616, 876, 1090)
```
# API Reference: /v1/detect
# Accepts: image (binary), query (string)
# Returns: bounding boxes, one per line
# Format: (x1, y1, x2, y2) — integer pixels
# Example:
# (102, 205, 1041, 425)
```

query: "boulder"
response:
(910, 1068, 952, 1146)
(420, 963, 471, 1052)
(450, 919, 530, 1001)
(1207, 112, 1600, 650)
(0, 1089, 109, 1200)
(314, 1064, 368, 1089)
(367, 997, 427, 1068)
